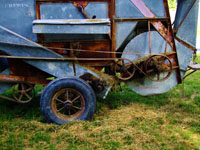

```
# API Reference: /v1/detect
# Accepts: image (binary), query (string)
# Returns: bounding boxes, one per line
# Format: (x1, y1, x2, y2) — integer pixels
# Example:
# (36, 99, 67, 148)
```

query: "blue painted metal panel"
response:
(0, 25, 61, 58)
(121, 31, 176, 96)
(116, 22, 138, 50)
(176, 0, 199, 47)
(174, 0, 199, 78)
(115, 0, 165, 18)
(33, 24, 110, 34)
(115, 0, 144, 18)
(25, 60, 97, 79)
(143, 0, 166, 17)
(40, 3, 83, 19)
(0, 58, 8, 71)
(0, 0, 37, 42)
(0, 26, 38, 47)
(0, 69, 14, 95)
(0, 82, 14, 95)
(85, 2, 108, 19)
(126, 70, 178, 96)
(32, 19, 110, 34)
(40, 2, 108, 19)
(122, 31, 172, 61)
(176, 40, 193, 78)
(174, 0, 196, 30)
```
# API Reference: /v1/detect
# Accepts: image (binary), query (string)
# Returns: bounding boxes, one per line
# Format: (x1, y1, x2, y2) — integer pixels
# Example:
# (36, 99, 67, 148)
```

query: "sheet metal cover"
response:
(33, 19, 110, 25)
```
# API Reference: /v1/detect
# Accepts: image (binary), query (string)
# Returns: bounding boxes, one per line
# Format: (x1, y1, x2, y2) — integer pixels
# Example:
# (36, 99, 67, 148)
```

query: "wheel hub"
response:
(64, 100, 72, 109)
(120, 66, 128, 73)
(145, 54, 172, 82)
(114, 58, 135, 81)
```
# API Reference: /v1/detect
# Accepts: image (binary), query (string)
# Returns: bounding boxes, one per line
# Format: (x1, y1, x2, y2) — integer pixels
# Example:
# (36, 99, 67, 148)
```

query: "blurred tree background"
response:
(168, 0, 177, 9)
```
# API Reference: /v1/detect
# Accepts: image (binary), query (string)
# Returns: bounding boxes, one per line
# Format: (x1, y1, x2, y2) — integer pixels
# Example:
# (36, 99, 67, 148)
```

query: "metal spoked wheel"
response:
(145, 54, 172, 82)
(51, 88, 85, 121)
(12, 82, 35, 103)
(114, 58, 135, 81)
(40, 77, 96, 125)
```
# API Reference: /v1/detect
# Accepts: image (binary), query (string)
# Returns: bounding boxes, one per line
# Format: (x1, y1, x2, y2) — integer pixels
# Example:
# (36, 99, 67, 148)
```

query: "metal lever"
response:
(77, 5, 90, 19)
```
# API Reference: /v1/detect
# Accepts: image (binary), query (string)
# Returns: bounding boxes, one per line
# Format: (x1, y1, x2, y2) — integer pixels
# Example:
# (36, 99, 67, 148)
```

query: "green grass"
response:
(0, 56, 200, 150)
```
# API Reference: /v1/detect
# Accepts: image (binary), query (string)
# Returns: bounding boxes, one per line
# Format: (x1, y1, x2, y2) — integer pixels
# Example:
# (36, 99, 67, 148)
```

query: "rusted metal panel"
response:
(0, 26, 101, 82)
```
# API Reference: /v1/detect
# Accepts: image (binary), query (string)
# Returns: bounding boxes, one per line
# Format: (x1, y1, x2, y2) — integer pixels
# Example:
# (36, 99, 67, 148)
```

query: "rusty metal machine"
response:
(0, 0, 199, 124)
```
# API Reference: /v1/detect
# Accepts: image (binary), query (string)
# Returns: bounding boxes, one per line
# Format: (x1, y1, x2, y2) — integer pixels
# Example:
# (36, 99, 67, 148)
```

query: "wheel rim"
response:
(12, 82, 34, 103)
(145, 55, 172, 82)
(114, 58, 135, 81)
(51, 88, 86, 121)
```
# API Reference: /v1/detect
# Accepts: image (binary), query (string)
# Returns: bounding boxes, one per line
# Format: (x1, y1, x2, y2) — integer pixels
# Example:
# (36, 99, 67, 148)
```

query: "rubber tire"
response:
(40, 77, 96, 125)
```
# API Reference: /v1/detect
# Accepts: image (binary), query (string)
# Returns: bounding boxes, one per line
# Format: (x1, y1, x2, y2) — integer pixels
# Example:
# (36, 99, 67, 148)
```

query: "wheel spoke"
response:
(55, 98, 65, 104)
(72, 105, 81, 110)
(21, 84, 25, 91)
(24, 87, 32, 92)
(71, 95, 81, 103)
(146, 69, 154, 74)
(126, 63, 133, 68)
(24, 92, 31, 100)
(12, 83, 34, 103)
(127, 71, 132, 76)
(19, 94, 23, 101)
(56, 102, 64, 106)
(57, 106, 65, 112)
(13, 89, 21, 93)
(66, 89, 69, 100)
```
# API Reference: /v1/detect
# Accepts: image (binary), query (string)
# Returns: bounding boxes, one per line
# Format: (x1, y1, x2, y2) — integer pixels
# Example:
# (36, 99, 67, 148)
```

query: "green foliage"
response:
(168, 0, 177, 9)
(196, 54, 200, 64)
(198, 26, 200, 36)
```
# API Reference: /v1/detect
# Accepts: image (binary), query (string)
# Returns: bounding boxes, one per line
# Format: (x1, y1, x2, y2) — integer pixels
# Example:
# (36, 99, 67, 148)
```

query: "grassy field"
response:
(0, 57, 200, 150)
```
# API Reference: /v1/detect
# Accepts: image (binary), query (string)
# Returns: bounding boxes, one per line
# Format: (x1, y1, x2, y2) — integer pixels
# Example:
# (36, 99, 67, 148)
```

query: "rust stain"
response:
(130, 0, 174, 48)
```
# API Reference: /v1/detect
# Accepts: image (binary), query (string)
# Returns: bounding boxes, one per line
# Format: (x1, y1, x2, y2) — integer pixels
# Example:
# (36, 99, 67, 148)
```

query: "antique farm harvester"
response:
(0, 0, 199, 124)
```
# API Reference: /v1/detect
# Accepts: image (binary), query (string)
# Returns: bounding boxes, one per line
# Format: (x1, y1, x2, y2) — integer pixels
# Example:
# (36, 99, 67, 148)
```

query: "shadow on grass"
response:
(0, 96, 42, 121)
(0, 85, 44, 122)
(98, 85, 175, 109)
(97, 81, 200, 115)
